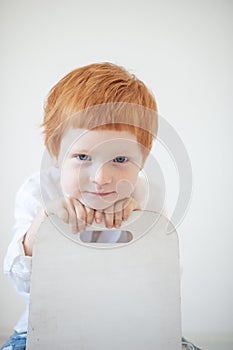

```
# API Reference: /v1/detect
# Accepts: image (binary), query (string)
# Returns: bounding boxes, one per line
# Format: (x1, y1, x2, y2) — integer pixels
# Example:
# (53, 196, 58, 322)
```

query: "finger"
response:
(104, 205, 114, 229)
(95, 210, 103, 224)
(56, 208, 69, 224)
(86, 207, 95, 225)
(122, 198, 134, 221)
(123, 198, 141, 221)
(114, 200, 124, 228)
(73, 199, 87, 232)
(65, 198, 79, 233)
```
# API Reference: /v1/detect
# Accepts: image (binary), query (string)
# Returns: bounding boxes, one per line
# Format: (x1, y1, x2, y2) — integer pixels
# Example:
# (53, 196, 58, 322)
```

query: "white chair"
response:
(27, 210, 182, 349)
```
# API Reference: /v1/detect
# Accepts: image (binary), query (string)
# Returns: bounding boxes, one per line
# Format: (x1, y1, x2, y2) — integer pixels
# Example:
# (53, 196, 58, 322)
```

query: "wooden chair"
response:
(27, 210, 181, 349)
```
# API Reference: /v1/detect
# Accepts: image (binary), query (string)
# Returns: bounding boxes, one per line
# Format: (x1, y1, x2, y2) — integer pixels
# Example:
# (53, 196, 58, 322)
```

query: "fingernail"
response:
(96, 218, 101, 223)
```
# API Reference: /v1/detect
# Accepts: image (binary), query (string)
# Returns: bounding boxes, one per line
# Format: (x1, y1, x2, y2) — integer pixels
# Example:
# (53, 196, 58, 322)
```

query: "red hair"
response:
(41, 62, 158, 159)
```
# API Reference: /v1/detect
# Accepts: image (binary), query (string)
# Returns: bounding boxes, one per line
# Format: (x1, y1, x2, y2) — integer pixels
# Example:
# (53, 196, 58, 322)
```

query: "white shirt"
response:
(4, 166, 164, 332)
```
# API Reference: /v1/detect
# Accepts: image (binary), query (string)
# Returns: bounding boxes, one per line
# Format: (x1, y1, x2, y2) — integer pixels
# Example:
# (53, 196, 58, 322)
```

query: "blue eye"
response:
(113, 156, 128, 163)
(76, 154, 91, 161)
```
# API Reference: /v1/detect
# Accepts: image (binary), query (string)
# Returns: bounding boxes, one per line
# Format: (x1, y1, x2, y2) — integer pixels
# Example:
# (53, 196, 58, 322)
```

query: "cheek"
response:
(60, 163, 85, 196)
(115, 167, 140, 198)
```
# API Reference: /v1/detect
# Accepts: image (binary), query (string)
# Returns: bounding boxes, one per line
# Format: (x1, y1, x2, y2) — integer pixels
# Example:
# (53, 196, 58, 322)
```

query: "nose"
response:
(91, 163, 112, 186)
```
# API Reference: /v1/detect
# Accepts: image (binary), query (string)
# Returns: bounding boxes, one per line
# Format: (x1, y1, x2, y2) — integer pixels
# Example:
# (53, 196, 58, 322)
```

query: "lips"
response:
(85, 191, 116, 197)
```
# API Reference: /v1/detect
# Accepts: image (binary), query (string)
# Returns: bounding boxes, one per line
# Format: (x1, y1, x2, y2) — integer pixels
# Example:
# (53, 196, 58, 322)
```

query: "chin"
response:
(80, 193, 120, 211)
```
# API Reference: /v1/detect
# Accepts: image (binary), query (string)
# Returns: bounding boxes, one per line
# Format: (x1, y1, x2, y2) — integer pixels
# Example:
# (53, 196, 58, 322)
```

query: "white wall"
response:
(0, 0, 232, 348)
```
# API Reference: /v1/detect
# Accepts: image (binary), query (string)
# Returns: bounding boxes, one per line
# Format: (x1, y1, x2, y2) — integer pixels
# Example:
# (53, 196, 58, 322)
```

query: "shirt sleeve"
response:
(3, 174, 43, 299)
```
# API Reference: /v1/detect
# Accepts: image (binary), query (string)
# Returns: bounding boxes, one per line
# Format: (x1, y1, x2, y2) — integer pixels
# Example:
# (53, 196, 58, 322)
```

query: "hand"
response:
(45, 197, 95, 233)
(94, 197, 140, 229)
(23, 197, 95, 256)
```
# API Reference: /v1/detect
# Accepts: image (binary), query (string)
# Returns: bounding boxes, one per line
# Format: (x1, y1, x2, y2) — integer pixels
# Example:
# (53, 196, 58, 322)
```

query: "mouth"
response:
(85, 191, 116, 197)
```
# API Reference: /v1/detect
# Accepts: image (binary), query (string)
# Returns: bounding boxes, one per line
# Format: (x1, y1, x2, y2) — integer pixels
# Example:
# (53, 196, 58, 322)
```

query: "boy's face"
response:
(59, 128, 143, 210)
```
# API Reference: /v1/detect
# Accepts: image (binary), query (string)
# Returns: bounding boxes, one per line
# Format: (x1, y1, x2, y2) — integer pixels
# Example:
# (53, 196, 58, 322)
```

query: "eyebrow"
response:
(69, 147, 139, 159)
(70, 149, 89, 154)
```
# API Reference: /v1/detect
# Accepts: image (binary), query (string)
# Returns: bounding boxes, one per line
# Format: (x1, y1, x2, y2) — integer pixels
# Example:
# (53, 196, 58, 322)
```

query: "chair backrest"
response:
(27, 210, 181, 350)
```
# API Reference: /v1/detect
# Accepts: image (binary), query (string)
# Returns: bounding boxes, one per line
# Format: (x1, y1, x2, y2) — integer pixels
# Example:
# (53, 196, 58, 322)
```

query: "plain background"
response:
(0, 0, 232, 349)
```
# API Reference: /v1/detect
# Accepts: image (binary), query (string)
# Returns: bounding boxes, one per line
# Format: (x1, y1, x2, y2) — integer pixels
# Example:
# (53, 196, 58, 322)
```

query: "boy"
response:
(1, 62, 200, 350)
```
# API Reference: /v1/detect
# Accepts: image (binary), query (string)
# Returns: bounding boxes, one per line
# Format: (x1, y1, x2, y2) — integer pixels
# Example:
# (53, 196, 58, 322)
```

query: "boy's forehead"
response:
(61, 128, 87, 151)
(61, 128, 139, 151)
